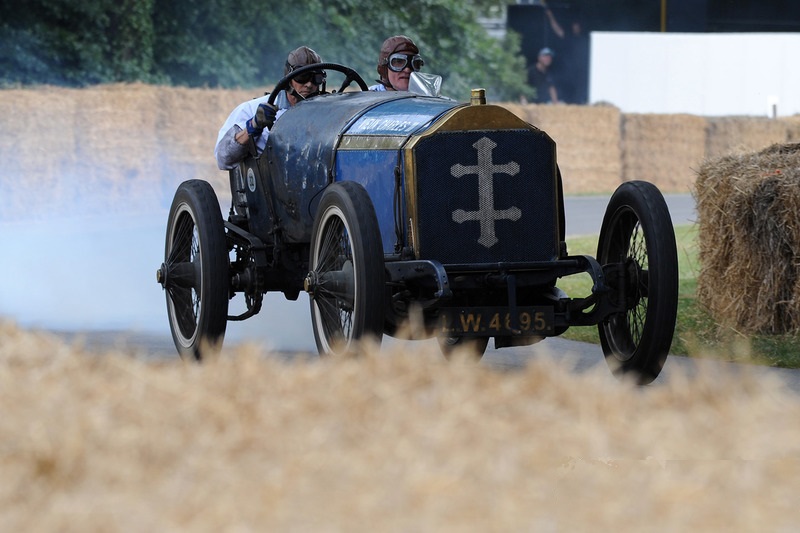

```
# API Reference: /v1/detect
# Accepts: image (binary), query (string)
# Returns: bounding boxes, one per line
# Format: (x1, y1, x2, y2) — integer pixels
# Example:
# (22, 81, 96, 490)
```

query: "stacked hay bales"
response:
(505, 103, 623, 194)
(622, 113, 707, 191)
(705, 116, 793, 160)
(0, 83, 253, 219)
(696, 143, 800, 334)
(4, 84, 800, 222)
(784, 115, 800, 142)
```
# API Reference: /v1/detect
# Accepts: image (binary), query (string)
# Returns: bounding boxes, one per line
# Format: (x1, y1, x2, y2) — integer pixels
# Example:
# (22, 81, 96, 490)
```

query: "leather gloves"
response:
(246, 103, 277, 137)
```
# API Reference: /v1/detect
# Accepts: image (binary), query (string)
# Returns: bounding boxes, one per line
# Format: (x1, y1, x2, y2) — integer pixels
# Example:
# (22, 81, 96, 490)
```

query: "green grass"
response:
(556, 225, 800, 368)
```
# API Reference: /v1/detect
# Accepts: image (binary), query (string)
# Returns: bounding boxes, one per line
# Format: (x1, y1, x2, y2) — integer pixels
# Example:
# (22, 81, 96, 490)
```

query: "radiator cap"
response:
(470, 88, 486, 105)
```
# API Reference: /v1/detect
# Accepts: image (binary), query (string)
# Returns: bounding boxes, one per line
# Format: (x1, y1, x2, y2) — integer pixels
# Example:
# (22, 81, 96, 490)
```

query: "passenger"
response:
(214, 46, 325, 170)
(369, 35, 424, 92)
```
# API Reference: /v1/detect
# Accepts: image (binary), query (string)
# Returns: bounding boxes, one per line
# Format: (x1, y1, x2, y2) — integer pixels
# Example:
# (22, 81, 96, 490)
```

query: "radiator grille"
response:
(413, 129, 558, 265)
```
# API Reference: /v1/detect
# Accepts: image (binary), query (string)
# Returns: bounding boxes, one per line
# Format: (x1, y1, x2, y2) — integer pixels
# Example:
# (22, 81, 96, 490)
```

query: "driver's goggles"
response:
(387, 53, 424, 72)
(294, 71, 326, 85)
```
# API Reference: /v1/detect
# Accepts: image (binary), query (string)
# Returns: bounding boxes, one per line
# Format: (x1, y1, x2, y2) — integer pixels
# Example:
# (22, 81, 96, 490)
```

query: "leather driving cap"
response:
(285, 46, 323, 75)
(377, 35, 420, 78)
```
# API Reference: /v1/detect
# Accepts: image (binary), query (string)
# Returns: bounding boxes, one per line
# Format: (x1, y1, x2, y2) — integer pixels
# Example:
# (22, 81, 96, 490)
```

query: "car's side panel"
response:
(264, 92, 458, 245)
(334, 150, 400, 254)
(333, 96, 460, 254)
(264, 92, 399, 244)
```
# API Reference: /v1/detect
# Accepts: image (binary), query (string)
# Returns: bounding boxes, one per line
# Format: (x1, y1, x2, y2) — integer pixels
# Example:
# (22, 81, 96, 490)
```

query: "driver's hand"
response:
(246, 103, 278, 137)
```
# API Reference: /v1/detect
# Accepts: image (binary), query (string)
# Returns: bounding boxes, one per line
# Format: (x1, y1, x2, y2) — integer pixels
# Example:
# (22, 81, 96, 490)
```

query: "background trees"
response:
(0, 0, 531, 101)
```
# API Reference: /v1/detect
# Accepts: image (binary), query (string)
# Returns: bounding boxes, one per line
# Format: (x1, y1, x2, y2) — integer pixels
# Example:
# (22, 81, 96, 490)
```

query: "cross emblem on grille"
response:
(451, 136, 521, 248)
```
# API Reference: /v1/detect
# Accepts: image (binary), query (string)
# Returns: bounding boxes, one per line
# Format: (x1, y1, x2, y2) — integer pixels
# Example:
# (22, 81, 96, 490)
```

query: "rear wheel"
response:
(307, 182, 385, 355)
(160, 180, 229, 360)
(596, 180, 678, 384)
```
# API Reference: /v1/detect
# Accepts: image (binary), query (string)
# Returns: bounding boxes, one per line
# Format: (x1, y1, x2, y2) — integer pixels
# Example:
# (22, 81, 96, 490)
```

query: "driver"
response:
(214, 46, 325, 170)
(369, 35, 424, 92)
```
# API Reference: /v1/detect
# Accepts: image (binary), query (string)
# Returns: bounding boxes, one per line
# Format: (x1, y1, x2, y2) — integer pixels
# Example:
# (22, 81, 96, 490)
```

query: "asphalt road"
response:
(564, 192, 696, 235)
(13, 191, 799, 393)
(35, 191, 800, 393)
(1, 192, 695, 340)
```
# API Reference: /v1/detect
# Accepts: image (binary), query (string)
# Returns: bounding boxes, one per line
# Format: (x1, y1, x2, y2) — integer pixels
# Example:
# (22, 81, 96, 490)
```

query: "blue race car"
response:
(157, 63, 678, 384)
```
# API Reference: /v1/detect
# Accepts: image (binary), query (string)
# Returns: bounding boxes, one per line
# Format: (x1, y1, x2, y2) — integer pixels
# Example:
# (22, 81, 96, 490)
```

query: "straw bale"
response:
(695, 143, 800, 334)
(0, 84, 253, 219)
(7, 84, 800, 222)
(504, 103, 623, 194)
(3, 320, 800, 530)
(705, 116, 791, 160)
(498, 102, 530, 126)
(784, 115, 800, 142)
(622, 113, 707, 193)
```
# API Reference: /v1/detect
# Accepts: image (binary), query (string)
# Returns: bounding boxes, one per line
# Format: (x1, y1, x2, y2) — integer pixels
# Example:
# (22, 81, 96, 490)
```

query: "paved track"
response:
(20, 192, 800, 395)
(564, 192, 695, 236)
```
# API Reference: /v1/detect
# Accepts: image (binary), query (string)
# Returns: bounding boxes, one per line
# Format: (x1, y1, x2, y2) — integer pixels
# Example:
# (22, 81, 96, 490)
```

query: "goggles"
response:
(293, 70, 326, 85)
(386, 53, 424, 73)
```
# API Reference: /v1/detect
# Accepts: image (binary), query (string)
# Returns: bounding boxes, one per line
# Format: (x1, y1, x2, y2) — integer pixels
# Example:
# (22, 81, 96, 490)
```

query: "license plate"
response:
(440, 307, 554, 336)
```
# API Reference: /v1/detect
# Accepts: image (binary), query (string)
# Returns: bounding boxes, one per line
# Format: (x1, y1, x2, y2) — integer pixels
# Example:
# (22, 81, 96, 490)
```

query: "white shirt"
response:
(214, 91, 289, 169)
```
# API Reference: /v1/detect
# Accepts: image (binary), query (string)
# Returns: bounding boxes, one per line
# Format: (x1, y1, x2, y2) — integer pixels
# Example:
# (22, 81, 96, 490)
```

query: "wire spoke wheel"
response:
(315, 216, 355, 344)
(308, 182, 384, 356)
(597, 181, 678, 385)
(165, 210, 202, 341)
(161, 180, 229, 360)
(604, 220, 648, 353)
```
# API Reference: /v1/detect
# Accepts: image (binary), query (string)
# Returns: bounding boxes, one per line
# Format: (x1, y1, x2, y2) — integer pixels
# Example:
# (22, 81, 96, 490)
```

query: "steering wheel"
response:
(268, 63, 369, 106)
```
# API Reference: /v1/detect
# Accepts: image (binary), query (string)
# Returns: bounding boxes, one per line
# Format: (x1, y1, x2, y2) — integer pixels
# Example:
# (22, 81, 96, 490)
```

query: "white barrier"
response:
(590, 32, 800, 117)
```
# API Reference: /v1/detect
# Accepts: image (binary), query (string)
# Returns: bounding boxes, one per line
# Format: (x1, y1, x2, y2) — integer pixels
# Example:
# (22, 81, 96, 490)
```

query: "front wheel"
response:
(596, 180, 678, 385)
(159, 180, 229, 360)
(307, 182, 385, 355)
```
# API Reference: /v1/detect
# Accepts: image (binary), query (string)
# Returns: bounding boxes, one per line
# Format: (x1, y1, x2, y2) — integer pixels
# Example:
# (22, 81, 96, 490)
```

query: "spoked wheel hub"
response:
(160, 180, 230, 361)
(308, 182, 385, 356)
(305, 260, 355, 308)
(623, 257, 648, 308)
(157, 260, 200, 290)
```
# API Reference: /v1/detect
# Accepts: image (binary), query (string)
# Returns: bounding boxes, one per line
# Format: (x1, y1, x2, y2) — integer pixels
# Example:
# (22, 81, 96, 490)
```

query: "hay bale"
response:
(506, 104, 622, 194)
(0, 84, 254, 219)
(622, 113, 707, 193)
(705, 116, 791, 160)
(784, 115, 800, 143)
(7, 85, 800, 221)
(696, 143, 800, 334)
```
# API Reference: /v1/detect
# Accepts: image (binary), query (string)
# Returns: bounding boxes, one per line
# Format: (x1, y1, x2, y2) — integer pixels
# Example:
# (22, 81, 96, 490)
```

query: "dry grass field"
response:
(3, 320, 800, 531)
(4, 86, 800, 530)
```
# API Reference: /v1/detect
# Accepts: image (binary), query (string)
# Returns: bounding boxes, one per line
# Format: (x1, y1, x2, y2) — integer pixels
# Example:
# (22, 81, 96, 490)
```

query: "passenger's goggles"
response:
(293, 70, 326, 85)
(386, 53, 424, 72)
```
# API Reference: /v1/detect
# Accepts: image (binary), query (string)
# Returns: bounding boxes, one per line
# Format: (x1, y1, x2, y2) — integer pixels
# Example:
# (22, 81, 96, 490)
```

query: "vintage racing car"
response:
(156, 63, 678, 384)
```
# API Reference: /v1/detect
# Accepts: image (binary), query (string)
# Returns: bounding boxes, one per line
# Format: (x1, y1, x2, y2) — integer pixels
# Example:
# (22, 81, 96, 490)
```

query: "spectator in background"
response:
(542, 1, 589, 104)
(528, 47, 559, 104)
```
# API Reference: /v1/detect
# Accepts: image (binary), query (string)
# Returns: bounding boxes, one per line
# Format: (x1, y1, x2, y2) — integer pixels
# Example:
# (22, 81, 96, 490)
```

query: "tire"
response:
(437, 336, 489, 359)
(308, 182, 385, 355)
(596, 180, 678, 385)
(162, 180, 229, 360)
